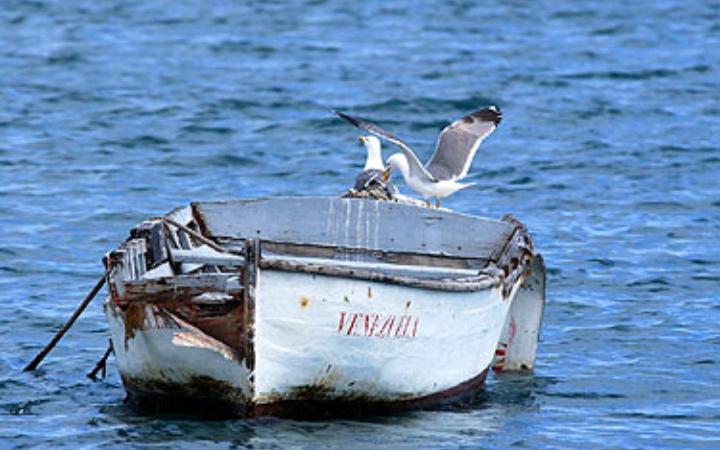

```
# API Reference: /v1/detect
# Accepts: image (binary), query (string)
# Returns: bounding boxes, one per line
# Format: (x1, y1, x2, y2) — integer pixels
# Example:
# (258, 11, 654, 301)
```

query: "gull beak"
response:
(358, 136, 365, 144)
(381, 166, 391, 182)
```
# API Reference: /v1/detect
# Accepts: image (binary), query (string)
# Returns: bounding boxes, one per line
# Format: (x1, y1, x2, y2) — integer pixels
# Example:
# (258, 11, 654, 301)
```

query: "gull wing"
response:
(335, 111, 435, 182)
(425, 106, 502, 181)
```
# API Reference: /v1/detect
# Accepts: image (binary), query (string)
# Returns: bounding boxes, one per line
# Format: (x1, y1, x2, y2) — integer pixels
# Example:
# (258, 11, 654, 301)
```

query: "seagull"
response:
(336, 106, 502, 208)
(353, 135, 383, 190)
(350, 135, 396, 199)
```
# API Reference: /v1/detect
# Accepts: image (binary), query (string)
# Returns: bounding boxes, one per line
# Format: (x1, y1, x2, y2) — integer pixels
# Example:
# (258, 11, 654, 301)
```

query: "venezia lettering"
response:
(337, 312, 419, 338)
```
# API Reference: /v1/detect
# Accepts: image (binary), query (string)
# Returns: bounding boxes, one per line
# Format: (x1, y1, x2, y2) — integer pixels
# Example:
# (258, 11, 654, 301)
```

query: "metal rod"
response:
(23, 275, 106, 372)
(160, 217, 232, 254)
(87, 339, 114, 380)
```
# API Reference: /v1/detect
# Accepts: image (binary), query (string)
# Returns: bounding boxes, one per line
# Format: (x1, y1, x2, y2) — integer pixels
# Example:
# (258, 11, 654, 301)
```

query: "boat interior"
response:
(104, 197, 535, 304)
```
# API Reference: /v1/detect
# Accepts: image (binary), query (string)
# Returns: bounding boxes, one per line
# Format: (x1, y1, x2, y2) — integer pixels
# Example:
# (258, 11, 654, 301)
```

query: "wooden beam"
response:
(24, 275, 106, 371)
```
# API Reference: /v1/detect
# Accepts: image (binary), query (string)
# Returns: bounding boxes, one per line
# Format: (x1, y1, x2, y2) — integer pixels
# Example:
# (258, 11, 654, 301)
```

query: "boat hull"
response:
(254, 270, 511, 404)
(106, 268, 520, 417)
(105, 302, 252, 414)
(102, 197, 546, 417)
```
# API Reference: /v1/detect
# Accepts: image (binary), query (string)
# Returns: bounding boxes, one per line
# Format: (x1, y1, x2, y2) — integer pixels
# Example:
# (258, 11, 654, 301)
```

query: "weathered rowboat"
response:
(103, 196, 545, 417)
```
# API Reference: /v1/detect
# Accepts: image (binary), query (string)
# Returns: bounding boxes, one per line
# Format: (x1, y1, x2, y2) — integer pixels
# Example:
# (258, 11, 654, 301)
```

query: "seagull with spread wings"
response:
(336, 106, 502, 208)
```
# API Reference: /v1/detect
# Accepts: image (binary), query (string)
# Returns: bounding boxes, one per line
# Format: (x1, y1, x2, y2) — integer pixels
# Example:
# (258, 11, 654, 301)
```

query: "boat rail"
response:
(103, 198, 537, 302)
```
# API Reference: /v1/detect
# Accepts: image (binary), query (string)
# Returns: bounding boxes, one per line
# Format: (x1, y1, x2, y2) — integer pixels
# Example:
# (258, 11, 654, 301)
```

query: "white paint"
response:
(107, 263, 542, 407)
(355, 200, 363, 261)
(262, 254, 478, 277)
(253, 269, 514, 403)
(343, 198, 351, 249)
(142, 262, 174, 280)
(325, 198, 335, 246)
(494, 256, 546, 371)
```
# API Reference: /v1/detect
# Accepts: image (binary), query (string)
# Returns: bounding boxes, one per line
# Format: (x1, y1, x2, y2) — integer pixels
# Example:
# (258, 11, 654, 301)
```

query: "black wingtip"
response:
(491, 105, 502, 124)
(460, 106, 502, 127)
(334, 110, 363, 128)
(483, 106, 502, 126)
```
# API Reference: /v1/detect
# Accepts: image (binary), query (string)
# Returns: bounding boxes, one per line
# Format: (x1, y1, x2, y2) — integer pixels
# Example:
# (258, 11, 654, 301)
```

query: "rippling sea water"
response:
(1, 1, 718, 448)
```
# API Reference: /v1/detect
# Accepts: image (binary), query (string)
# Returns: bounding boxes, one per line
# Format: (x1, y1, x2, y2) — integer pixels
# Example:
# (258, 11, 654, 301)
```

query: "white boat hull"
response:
(102, 197, 546, 417)
(106, 302, 253, 413)
(106, 266, 538, 416)
(254, 270, 511, 406)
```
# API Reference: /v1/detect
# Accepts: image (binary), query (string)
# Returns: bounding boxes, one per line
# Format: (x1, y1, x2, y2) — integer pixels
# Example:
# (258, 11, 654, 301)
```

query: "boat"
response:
(102, 196, 546, 417)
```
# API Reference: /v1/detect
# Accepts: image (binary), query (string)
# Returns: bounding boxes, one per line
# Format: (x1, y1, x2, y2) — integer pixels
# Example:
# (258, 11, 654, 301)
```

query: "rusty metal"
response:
(497, 214, 536, 298)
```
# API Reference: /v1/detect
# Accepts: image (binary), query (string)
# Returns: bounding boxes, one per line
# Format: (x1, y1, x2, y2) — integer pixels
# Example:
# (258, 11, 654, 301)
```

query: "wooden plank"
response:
(124, 273, 242, 297)
(170, 245, 245, 267)
(142, 262, 174, 280)
(131, 220, 169, 267)
(166, 205, 194, 227)
(227, 241, 483, 270)
(163, 206, 195, 251)
(242, 239, 259, 373)
(193, 197, 513, 260)
(259, 257, 495, 292)
(261, 254, 478, 280)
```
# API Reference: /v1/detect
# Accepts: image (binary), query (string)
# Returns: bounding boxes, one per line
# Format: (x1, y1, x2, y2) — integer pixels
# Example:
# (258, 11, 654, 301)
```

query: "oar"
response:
(23, 275, 106, 372)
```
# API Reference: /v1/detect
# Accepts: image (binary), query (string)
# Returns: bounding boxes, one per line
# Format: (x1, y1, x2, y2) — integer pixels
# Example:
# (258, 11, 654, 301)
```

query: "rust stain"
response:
(508, 316, 518, 344)
(123, 302, 146, 350)
(367, 287, 373, 299)
(300, 296, 310, 308)
(123, 374, 248, 405)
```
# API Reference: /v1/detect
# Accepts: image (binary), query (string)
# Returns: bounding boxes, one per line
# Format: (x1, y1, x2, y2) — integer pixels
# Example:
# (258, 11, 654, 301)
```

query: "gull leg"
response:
(424, 198, 431, 208)
(434, 198, 440, 209)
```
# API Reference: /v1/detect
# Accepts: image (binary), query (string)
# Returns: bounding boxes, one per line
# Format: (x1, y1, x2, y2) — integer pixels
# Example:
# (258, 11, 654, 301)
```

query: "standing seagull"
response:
(350, 135, 396, 199)
(336, 106, 502, 208)
(353, 135, 384, 190)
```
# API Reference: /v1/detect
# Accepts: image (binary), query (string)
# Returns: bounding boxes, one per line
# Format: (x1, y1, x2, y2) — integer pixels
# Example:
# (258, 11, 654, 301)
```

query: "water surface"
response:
(1, 1, 719, 448)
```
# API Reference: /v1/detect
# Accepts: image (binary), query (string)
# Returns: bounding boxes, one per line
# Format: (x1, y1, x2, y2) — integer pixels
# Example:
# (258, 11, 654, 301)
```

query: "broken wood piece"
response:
(120, 273, 242, 302)
(161, 216, 232, 254)
(87, 339, 114, 380)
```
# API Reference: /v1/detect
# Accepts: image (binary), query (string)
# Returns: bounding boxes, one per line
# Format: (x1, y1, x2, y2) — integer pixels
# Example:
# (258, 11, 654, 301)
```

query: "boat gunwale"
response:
(107, 198, 539, 299)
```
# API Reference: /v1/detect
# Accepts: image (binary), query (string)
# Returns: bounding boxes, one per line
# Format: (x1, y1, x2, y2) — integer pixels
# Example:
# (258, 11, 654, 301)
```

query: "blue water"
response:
(1, 0, 719, 448)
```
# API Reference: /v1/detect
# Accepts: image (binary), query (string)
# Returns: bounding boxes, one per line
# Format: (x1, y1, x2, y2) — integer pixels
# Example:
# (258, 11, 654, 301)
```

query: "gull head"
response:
(383, 153, 408, 182)
(359, 135, 383, 171)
